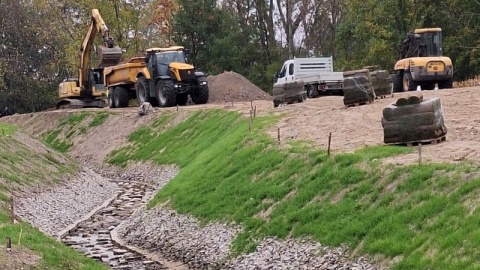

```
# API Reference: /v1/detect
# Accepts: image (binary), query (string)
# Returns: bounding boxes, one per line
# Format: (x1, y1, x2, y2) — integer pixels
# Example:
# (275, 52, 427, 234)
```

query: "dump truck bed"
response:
(103, 56, 146, 88)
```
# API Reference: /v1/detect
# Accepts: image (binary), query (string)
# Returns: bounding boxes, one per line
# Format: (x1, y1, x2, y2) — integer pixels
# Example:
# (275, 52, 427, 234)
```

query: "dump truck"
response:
(105, 46, 209, 108)
(392, 28, 453, 92)
(57, 9, 122, 109)
(274, 57, 344, 98)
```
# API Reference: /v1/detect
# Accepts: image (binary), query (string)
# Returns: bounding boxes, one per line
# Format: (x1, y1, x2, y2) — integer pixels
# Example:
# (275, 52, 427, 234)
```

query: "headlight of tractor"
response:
(201, 81, 207, 85)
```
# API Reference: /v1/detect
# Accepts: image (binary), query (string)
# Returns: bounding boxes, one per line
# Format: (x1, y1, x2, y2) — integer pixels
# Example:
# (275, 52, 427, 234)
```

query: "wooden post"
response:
(9, 197, 14, 223)
(250, 101, 254, 111)
(418, 143, 422, 165)
(6, 237, 11, 252)
(327, 132, 332, 156)
(176, 105, 179, 111)
(18, 229, 23, 246)
(254, 106, 257, 117)
(277, 128, 281, 144)
(231, 101, 234, 107)
(248, 111, 252, 132)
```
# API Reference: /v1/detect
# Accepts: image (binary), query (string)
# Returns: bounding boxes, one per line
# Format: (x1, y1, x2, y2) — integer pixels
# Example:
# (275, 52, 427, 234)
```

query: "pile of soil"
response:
(207, 71, 273, 103)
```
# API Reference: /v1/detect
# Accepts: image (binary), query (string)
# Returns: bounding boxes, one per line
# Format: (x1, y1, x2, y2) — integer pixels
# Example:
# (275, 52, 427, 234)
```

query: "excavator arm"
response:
(78, 9, 122, 88)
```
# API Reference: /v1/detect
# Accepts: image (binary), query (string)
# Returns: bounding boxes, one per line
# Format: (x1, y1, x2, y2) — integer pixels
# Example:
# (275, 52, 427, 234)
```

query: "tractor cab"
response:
(400, 28, 444, 59)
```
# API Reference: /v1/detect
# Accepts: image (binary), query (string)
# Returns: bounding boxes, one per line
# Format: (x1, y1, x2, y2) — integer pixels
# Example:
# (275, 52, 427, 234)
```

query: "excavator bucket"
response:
(97, 45, 122, 67)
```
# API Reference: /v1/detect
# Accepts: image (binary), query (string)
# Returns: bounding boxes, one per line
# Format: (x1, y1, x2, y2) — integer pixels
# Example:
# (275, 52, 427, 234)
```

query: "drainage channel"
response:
(61, 180, 167, 270)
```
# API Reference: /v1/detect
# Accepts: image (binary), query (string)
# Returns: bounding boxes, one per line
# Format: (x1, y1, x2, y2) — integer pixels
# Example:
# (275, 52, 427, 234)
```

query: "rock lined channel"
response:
(61, 179, 167, 269)
(16, 164, 185, 270)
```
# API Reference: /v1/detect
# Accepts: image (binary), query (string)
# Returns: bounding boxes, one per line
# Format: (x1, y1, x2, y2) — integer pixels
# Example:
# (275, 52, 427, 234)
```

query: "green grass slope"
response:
(0, 122, 108, 270)
(107, 109, 480, 270)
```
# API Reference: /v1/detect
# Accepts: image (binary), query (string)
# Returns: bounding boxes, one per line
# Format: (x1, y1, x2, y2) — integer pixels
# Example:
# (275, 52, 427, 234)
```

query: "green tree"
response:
(0, 0, 69, 113)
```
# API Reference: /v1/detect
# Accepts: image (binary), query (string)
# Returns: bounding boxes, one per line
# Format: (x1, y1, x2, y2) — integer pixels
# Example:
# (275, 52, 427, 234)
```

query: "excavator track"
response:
(56, 99, 106, 110)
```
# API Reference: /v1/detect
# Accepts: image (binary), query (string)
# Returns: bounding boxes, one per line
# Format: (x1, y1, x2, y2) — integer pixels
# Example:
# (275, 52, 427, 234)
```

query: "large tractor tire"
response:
(177, 93, 188, 106)
(108, 87, 116, 108)
(403, 72, 418, 91)
(114, 86, 129, 108)
(135, 76, 149, 104)
(156, 80, 177, 107)
(191, 84, 209, 104)
(438, 79, 453, 89)
(392, 72, 404, 92)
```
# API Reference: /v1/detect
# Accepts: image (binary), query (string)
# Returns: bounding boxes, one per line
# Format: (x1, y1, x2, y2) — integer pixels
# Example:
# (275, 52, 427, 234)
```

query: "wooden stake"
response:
(277, 128, 281, 144)
(176, 105, 179, 111)
(418, 143, 422, 165)
(9, 197, 14, 223)
(248, 111, 252, 132)
(18, 229, 22, 246)
(231, 101, 234, 107)
(254, 106, 257, 117)
(6, 237, 11, 252)
(250, 101, 254, 111)
(327, 132, 332, 156)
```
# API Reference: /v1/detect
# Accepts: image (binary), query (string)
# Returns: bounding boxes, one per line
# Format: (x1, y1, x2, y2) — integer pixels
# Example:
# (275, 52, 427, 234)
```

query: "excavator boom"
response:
(79, 9, 122, 87)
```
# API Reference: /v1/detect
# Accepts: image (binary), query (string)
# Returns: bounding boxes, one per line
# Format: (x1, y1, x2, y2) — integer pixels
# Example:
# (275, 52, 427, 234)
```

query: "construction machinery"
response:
(392, 28, 453, 92)
(57, 9, 122, 109)
(104, 46, 209, 108)
(274, 57, 344, 98)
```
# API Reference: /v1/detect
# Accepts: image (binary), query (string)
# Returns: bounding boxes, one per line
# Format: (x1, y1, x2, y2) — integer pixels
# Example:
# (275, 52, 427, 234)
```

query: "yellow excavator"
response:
(56, 9, 122, 109)
(392, 28, 453, 92)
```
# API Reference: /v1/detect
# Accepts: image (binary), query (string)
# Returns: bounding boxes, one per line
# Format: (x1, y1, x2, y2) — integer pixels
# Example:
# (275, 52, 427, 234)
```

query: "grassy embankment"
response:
(43, 111, 110, 153)
(107, 109, 480, 270)
(0, 122, 108, 270)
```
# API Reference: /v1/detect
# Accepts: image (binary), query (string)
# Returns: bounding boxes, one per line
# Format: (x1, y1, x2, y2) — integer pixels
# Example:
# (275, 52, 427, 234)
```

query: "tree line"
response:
(1, 0, 480, 113)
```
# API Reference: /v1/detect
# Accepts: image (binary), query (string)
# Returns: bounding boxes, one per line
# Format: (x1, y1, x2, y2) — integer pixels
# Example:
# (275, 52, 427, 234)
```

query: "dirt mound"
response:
(207, 71, 273, 103)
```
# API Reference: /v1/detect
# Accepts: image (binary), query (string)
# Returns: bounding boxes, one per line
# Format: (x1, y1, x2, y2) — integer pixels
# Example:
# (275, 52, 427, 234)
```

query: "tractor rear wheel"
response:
(391, 72, 404, 92)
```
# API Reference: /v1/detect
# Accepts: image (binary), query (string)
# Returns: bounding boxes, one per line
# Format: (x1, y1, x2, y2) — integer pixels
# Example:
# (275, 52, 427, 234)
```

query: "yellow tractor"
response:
(392, 28, 453, 92)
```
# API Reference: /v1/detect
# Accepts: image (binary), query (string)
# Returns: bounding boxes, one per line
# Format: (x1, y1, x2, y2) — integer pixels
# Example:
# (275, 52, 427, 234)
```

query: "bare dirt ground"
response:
(2, 87, 479, 165)
(0, 245, 41, 270)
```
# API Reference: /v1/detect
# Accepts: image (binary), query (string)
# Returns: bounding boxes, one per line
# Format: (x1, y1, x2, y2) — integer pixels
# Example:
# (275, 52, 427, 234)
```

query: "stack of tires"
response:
(342, 70, 375, 106)
(381, 95, 448, 144)
(370, 69, 392, 97)
(273, 80, 306, 107)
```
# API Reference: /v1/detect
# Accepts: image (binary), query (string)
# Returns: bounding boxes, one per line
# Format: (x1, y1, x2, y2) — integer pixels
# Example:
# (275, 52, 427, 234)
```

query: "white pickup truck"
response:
(275, 57, 344, 98)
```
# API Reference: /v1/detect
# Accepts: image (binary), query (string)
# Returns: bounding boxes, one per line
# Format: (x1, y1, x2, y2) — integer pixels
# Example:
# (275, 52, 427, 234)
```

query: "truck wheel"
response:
(108, 88, 116, 108)
(135, 76, 149, 104)
(177, 94, 188, 106)
(403, 72, 417, 91)
(156, 80, 177, 107)
(391, 72, 404, 92)
(114, 86, 129, 108)
(306, 85, 315, 98)
(191, 84, 209, 104)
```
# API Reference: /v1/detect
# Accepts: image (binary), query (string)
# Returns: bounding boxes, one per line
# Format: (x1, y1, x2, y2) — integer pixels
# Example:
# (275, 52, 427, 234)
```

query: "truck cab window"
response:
(289, 63, 294, 75)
